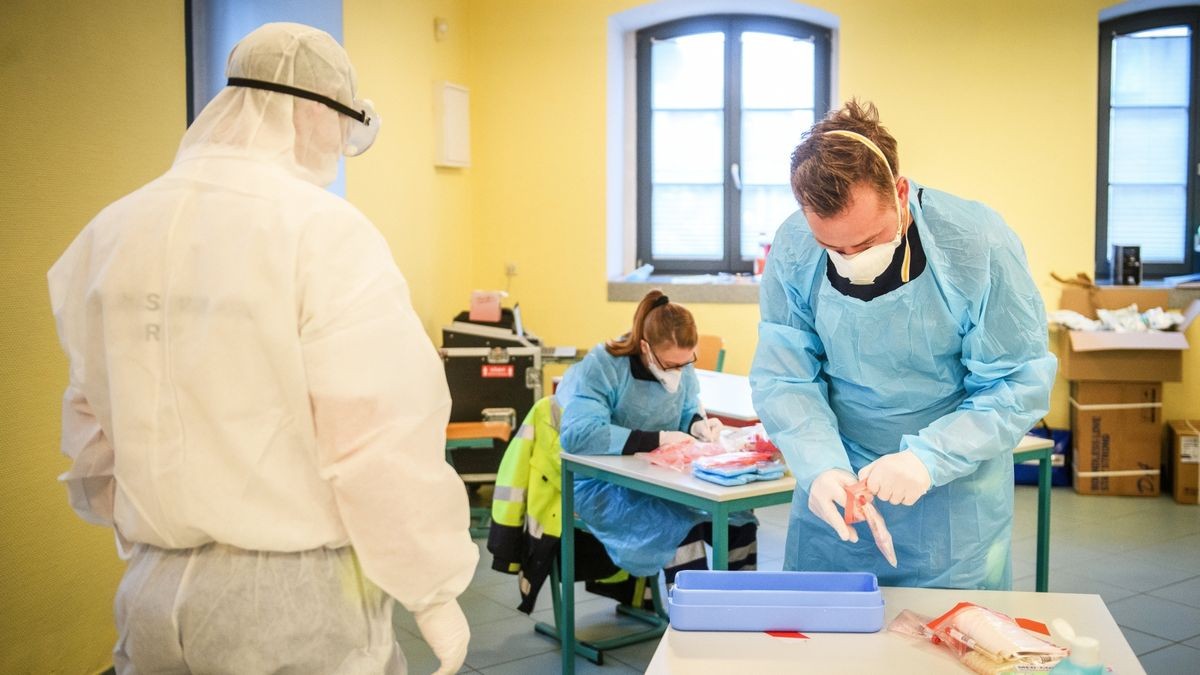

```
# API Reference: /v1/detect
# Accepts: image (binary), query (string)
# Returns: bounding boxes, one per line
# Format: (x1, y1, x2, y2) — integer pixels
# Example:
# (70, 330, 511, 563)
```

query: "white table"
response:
(559, 452, 796, 675)
(696, 369, 757, 422)
(647, 586, 1143, 674)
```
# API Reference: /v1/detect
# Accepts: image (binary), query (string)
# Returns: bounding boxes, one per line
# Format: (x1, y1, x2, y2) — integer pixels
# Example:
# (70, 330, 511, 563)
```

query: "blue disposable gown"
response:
(557, 347, 752, 576)
(750, 182, 1056, 589)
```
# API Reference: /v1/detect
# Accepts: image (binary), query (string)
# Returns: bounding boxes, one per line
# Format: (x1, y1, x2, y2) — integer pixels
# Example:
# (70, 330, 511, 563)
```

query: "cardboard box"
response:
(1058, 286, 1170, 317)
(1070, 381, 1161, 496)
(1169, 420, 1200, 505)
(1056, 288, 1199, 382)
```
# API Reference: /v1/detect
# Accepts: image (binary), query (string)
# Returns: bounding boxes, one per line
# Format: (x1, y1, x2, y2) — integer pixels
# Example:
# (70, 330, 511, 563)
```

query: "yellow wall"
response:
(2, 0, 1197, 670)
(0, 1, 472, 670)
(345, 0, 475, 335)
(463, 0, 1200, 427)
(1164, 321, 1200, 424)
(0, 2, 186, 672)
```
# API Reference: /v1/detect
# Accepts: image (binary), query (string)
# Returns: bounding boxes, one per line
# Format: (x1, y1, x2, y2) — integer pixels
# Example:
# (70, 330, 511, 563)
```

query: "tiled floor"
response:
(395, 487, 1199, 673)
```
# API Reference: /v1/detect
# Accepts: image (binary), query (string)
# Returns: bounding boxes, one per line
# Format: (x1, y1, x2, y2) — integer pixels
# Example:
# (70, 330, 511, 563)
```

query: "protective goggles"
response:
(227, 77, 379, 156)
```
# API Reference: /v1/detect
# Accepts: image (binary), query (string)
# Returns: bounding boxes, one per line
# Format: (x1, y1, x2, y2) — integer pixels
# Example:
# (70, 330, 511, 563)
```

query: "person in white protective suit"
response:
(47, 22, 476, 674)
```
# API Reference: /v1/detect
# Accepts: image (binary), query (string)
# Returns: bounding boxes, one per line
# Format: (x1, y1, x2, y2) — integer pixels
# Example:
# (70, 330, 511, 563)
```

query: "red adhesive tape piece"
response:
(765, 631, 809, 639)
(1016, 618, 1050, 636)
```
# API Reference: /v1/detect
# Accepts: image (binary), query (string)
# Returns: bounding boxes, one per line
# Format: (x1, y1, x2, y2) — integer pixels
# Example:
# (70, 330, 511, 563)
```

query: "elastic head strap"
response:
(824, 129, 911, 283)
(227, 77, 367, 124)
(824, 129, 895, 179)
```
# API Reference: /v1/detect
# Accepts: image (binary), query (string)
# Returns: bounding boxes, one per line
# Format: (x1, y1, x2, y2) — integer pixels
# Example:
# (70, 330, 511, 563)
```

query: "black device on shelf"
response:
(441, 304, 544, 476)
(1111, 244, 1142, 286)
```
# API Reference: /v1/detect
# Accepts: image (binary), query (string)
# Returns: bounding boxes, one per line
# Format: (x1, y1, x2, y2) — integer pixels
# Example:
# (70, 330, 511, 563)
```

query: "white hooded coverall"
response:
(48, 22, 476, 674)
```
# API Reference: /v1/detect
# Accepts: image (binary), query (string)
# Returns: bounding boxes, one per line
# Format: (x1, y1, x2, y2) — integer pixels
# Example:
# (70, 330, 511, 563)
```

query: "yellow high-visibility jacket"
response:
(487, 397, 565, 612)
(487, 396, 641, 613)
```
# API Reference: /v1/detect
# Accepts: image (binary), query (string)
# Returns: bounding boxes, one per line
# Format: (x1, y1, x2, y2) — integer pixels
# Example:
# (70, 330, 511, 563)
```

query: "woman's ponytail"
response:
(606, 290, 696, 356)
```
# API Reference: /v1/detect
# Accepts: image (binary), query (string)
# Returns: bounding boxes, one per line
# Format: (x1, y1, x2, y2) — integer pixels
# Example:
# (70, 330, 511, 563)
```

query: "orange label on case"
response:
(1016, 618, 1050, 636)
(481, 365, 514, 378)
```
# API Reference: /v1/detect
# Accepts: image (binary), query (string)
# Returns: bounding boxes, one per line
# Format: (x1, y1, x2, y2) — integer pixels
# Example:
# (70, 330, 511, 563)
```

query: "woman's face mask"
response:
(647, 359, 683, 394)
(641, 341, 694, 394)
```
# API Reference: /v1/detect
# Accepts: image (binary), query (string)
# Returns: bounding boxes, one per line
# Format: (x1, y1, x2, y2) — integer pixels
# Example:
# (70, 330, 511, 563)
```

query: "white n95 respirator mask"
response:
(227, 78, 380, 157)
(647, 358, 683, 394)
(641, 342, 684, 394)
(826, 232, 902, 285)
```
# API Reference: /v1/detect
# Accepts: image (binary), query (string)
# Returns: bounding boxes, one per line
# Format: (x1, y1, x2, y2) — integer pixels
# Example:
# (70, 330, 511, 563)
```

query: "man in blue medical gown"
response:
(750, 100, 1056, 589)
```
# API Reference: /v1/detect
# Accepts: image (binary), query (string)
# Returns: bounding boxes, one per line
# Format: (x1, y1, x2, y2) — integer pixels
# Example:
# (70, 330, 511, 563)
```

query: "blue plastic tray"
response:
(668, 571, 884, 633)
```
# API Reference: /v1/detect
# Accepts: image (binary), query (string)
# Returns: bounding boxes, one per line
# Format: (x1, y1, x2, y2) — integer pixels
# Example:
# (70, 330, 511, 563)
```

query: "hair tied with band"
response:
(651, 295, 670, 309)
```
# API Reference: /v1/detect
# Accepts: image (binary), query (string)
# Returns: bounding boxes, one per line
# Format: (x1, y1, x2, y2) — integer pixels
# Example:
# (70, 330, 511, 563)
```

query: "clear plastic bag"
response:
(639, 440, 726, 472)
(716, 423, 779, 454)
(889, 603, 1068, 674)
(638, 423, 782, 473)
(843, 480, 898, 567)
(691, 451, 785, 486)
(693, 451, 779, 475)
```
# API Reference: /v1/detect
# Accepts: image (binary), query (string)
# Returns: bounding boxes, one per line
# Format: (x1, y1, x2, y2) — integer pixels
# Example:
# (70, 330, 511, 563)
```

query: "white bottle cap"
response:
(1069, 635, 1101, 668)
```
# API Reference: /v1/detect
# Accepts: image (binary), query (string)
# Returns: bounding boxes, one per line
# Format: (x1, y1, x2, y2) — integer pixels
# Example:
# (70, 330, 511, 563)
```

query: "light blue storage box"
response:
(668, 570, 884, 633)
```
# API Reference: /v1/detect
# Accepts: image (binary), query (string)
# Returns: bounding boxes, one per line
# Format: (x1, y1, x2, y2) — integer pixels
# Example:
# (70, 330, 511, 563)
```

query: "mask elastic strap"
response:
(824, 129, 911, 283)
(227, 77, 368, 124)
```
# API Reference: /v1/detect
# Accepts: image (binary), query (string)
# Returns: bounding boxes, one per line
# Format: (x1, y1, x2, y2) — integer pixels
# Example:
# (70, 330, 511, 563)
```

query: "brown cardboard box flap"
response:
(1068, 331, 1190, 352)
(1058, 286, 1171, 318)
(1168, 420, 1200, 435)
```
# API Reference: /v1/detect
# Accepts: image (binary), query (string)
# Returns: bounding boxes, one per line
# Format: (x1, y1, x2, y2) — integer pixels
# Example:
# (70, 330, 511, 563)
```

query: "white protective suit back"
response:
(48, 22, 477, 616)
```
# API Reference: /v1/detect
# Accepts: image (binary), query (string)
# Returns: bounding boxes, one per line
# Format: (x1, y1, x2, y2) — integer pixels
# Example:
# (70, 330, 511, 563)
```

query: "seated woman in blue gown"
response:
(556, 290, 757, 582)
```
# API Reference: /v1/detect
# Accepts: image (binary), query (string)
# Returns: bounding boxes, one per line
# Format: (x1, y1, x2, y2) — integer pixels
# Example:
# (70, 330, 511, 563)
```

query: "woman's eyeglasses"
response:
(650, 346, 697, 371)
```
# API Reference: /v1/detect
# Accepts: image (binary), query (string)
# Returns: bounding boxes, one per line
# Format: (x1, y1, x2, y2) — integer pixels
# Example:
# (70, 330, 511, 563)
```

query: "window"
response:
(636, 15, 831, 275)
(1097, 8, 1200, 281)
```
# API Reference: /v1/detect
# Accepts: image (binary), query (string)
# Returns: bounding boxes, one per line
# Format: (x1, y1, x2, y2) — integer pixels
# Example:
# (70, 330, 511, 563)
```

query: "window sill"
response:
(607, 276, 760, 304)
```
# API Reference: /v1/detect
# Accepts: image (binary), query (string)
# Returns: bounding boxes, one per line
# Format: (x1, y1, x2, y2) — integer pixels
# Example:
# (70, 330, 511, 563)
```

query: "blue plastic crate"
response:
(668, 570, 884, 633)
(1017, 427, 1071, 487)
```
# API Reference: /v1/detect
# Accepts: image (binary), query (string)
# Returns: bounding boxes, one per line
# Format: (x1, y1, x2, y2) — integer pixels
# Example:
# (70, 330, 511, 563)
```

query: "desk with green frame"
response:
(558, 453, 796, 675)
(1012, 433, 1056, 593)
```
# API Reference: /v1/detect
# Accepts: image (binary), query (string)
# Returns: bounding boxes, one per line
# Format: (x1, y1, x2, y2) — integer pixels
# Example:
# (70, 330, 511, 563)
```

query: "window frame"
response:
(635, 14, 831, 275)
(1096, 7, 1200, 281)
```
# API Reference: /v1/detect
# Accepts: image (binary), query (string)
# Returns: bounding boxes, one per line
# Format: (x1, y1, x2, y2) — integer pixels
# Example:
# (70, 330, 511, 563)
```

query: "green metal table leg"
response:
(1036, 451, 1051, 592)
(535, 556, 667, 664)
(534, 623, 602, 665)
(561, 465, 576, 675)
(712, 504, 729, 570)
